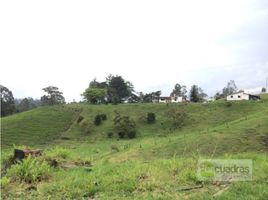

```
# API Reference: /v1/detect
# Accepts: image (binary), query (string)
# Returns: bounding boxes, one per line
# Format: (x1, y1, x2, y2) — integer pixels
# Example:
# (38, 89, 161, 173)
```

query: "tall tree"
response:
(40, 86, 65, 106)
(16, 97, 37, 112)
(189, 85, 199, 102)
(1, 85, 16, 116)
(106, 75, 133, 104)
(89, 78, 108, 89)
(170, 84, 187, 99)
(261, 87, 266, 93)
(17, 98, 30, 112)
(152, 90, 161, 99)
(222, 80, 237, 97)
(198, 87, 207, 101)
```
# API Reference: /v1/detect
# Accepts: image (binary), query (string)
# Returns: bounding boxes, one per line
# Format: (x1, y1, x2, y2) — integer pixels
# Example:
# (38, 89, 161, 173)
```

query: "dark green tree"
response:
(17, 98, 30, 112)
(40, 86, 65, 106)
(189, 85, 207, 102)
(1, 85, 16, 116)
(89, 78, 108, 89)
(106, 75, 133, 104)
(190, 85, 199, 102)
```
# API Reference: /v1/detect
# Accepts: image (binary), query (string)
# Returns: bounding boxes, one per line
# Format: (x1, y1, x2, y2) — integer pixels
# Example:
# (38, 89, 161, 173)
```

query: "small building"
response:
(156, 96, 183, 103)
(159, 96, 171, 103)
(226, 92, 260, 101)
(171, 96, 183, 103)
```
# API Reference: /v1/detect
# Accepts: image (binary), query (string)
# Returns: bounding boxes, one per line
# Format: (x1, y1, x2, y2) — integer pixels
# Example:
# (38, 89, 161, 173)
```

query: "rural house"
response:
(226, 92, 260, 101)
(156, 96, 183, 103)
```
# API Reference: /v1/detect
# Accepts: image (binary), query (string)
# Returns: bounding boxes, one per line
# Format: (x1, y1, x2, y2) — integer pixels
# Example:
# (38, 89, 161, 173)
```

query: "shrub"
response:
(170, 109, 187, 129)
(118, 131, 125, 138)
(94, 115, 102, 125)
(6, 156, 50, 183)
(111, 144, 120, 152)
(44, 147, 71, 160)
(99, 114, 107, 120)
(79, 119, 93, 134)
(147, 112, 156, 124)
(76, 115, 84, 124)
(226, 101, 232, 107)
(137, 112, 147, 123)
(113, 112, 136, 139)
(127, 130, 136, 139)
(0, 177, 10, 188)
(107, 132, 113, 138)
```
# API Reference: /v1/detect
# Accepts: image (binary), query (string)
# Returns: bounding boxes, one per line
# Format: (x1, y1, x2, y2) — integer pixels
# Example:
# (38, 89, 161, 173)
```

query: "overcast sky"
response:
(1, 0, 268, 102)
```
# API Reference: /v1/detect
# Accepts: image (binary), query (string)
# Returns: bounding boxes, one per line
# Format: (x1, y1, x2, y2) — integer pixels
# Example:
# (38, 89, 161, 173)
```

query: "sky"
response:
(1, 0, 268, 102)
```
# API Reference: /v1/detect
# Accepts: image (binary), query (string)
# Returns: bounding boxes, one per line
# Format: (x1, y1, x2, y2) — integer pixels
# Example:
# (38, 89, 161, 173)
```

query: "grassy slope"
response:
(1, 106, 80, 148)
(1, 96, 268, 199)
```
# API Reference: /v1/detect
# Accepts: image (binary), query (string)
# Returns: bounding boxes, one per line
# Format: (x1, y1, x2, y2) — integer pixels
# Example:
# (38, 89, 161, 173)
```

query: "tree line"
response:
(1, 76, 267, 117)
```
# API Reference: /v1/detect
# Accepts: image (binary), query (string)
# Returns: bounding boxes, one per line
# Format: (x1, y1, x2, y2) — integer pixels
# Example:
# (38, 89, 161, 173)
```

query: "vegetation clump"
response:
(6, 156, 50, 183)
(170, 109, 187, 129)
(79, 119, 93, 134)
(113, 111, 137, 139)
(226, 101, 233, 107)
(99, 114, 107, 120)
(94, 115, 102, 125)
(147, 112, 156, 124)
(77, 115, 84, 124)
(107, 132, 113, 138)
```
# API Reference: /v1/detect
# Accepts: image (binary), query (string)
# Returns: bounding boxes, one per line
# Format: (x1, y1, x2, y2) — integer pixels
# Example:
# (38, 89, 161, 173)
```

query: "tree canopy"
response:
(82, 87, 107, 104)
(1, 85, 16, 116)
(40, 86, 65, 106)
(189, 85, 207, 102)
(170, 84, 187, 99)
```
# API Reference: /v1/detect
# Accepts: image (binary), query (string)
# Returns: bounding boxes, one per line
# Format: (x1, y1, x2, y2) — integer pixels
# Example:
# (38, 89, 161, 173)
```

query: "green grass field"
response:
(1, 96, 268, 199)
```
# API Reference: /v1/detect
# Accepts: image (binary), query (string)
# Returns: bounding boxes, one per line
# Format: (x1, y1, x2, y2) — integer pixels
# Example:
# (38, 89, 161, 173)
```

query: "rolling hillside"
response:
(1, 97, 268, 199)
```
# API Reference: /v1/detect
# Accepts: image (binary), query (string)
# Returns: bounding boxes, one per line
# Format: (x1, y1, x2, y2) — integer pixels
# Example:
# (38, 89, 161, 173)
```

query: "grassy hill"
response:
(1, 97, 268, 199)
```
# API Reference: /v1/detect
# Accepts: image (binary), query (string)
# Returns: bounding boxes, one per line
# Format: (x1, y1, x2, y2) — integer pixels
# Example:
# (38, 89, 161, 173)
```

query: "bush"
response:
(6, 156, 50, 183)
(114, 111, 136, 139)
(94, 115, 102, 125)
(169, 109, 187, 129)
(76, 115, 84, 124)
(226, 101, 232, 107)
(99, 114, 107, 120)
(79, 119, 93, 134)
(111, 144, 120, 152)
(127, 130, 136, 139)
(137, 112, 147, 123)
(43, 147, 71, 160)
(0, 177, 10, 188)
(118, 131, 125, 138)
(107, 132, 113, 138)
(147, 112, 156, 124)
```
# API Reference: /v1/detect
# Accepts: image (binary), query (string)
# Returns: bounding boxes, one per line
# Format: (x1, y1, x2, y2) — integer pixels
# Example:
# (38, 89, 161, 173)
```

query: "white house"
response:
(171, 96, 183, 103)
(158, 96, 171, 103)
(156, 96, 183, 103)
(226, 92, 260, 101)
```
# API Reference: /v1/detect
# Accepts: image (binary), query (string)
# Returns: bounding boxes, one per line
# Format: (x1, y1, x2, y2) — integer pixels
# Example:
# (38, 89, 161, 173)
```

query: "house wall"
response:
(227, 93, 249, 101)
(159, 98, 167, 103)
(171, 96, 183, 103)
